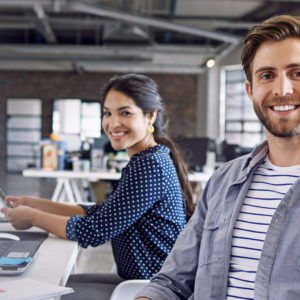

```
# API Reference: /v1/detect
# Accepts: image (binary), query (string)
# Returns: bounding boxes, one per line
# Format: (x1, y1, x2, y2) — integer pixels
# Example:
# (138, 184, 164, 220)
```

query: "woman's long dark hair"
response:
(102, 73, 195, 220)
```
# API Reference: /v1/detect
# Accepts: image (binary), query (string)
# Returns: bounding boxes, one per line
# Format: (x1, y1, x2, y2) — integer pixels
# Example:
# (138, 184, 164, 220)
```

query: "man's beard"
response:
(253, 96, 300, 138)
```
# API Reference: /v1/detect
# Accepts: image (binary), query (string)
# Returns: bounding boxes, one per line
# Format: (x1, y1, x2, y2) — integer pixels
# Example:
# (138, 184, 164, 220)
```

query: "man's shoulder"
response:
(214, 154, 250, 177)
(209, 141, 268, 186)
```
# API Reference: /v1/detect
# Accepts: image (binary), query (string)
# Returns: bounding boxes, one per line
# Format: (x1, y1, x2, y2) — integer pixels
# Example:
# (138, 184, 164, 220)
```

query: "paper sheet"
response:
(0, 278, 73, 300)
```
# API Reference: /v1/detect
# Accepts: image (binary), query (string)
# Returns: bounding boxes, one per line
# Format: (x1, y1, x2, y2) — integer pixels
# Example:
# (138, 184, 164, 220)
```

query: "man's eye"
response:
(261, 73, 272, 80)
(293, 71, 300, 77)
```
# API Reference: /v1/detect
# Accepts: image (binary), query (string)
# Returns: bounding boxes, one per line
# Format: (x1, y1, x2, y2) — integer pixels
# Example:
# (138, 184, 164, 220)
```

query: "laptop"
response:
(0, 231, 48, 275)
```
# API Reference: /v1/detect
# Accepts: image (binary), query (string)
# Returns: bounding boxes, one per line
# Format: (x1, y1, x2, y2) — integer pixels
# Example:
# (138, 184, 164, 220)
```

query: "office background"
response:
(1, 0, 300, 278)
(1, 0, 300, 173)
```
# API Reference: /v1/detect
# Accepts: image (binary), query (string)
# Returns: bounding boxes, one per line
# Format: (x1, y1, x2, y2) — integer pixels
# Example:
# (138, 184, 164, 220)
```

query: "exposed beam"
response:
(0, 59, 206, 74)
(0, 44, 217, 73)
(207, 0, 300, 2)
(0, 0, 67, 7)
(32, 3, 57, 43)
(0, 14, 257, 31)
(0, 44, 216, 57)
(70, 2, 241, 44)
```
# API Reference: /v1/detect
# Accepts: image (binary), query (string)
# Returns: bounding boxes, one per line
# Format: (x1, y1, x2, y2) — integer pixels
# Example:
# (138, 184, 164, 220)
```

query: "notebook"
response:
(0, 278, 74, 299)
(0, 231, 48, 275)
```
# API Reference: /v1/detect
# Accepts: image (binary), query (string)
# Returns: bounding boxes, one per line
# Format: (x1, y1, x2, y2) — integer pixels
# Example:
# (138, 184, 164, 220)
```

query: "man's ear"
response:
(245, 80, 253, 101)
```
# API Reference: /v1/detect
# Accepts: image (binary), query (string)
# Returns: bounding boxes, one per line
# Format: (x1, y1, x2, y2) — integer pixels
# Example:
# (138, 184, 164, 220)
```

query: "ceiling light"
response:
(206, 58, 215, 68)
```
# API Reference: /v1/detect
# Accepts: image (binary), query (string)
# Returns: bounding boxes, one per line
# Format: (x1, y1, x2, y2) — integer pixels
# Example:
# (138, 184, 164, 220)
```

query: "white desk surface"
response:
(23, 169, 121, 181)
(0, 223, 79, 287)
(23, 169, 211, 183)
(22, 169, 212, 203)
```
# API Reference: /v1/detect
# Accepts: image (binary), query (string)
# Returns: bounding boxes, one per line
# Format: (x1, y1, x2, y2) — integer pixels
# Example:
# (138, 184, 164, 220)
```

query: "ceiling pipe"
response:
(70, 2, 241, 44)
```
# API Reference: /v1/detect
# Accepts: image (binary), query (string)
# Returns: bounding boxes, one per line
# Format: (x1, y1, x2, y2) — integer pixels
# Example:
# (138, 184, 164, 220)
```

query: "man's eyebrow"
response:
(254, 66, 276, 75)
(254, 63, 300, 75)
(286, 63, 300, 69)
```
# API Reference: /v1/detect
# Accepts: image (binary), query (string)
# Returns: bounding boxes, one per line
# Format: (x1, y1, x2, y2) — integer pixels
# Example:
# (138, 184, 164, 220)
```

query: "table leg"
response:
(51, 179, 64, 202)
(64, 179, 76, 204)
(70, 179, 83, 203)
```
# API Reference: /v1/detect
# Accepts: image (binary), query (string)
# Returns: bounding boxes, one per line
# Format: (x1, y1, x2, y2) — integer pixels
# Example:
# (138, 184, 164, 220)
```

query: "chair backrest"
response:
(109, 279, 150, 300)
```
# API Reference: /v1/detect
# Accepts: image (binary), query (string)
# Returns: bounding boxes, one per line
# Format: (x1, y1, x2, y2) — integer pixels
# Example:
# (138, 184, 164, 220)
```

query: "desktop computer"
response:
(173, 137, 215, 172)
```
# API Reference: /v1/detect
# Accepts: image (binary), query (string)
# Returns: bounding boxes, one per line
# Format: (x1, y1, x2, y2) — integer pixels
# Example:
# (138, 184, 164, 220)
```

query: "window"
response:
(220, 66, 265, 148)
(52, 99, 101, 150)
(81, 102, 101, 140)
(6, 98, 42, 172)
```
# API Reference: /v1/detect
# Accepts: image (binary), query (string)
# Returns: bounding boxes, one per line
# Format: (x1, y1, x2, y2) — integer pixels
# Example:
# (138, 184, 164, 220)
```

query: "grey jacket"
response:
(136, 141, 300, 299)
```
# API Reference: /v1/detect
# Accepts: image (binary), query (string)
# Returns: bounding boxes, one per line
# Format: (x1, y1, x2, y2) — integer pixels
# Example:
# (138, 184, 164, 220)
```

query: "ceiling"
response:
(1, 0, 300, 73)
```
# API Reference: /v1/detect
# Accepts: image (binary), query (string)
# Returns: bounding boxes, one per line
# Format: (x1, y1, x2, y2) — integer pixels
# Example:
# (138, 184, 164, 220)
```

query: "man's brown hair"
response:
(242, 15, 300, 86)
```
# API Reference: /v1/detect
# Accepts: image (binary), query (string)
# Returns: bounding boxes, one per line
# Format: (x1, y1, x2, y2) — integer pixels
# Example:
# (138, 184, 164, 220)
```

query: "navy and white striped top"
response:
(227, 157, 300, 300)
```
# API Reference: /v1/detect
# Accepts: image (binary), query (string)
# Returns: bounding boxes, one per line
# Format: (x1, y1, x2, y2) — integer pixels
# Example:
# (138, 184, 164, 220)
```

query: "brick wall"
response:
(0, 71, 198, 173)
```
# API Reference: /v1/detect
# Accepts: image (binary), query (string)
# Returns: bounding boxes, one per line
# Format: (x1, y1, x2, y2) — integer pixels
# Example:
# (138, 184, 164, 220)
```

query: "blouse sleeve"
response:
(66, 154, 166, 248)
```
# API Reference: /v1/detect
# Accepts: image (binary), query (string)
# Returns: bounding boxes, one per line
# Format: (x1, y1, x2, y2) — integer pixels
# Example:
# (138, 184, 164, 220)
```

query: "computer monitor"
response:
(173, 137, 215, 172)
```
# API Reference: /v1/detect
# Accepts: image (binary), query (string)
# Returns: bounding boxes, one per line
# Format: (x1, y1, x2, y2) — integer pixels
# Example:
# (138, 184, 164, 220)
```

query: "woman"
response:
(2, 74, 194, 299)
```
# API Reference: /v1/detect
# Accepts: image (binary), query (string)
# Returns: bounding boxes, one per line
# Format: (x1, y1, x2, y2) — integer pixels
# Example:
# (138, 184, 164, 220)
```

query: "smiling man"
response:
(136, 15, 300, 300)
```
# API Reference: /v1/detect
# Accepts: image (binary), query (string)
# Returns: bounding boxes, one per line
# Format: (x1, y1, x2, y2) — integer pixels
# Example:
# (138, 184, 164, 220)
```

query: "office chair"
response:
(109, 279, 150, 300)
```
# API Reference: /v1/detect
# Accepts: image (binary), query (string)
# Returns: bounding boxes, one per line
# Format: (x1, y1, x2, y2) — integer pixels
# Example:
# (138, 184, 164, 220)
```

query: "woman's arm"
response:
(2, 195, 86, 239)
(6, 195, 85, 216)
(2, 205, 70, 239)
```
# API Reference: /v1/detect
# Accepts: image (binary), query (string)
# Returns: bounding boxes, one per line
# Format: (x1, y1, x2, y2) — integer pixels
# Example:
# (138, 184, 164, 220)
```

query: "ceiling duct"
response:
(102, 22, 150, 44)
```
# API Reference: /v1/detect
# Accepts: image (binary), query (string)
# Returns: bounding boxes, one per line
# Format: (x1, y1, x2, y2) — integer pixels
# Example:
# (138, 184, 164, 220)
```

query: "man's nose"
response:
(273, 75, 293, 97)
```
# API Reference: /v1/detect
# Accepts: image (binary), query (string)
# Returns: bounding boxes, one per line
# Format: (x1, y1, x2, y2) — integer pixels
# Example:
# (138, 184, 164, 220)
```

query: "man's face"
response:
(246, 38, 300, 138)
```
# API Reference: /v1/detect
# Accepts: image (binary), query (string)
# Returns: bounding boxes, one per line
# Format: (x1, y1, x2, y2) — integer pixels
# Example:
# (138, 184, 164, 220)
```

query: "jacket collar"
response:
(242, 140, 269, 174)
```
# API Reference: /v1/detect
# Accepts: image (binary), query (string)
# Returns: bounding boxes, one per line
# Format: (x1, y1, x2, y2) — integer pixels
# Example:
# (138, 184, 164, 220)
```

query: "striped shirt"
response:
(226, 157, 300, 300)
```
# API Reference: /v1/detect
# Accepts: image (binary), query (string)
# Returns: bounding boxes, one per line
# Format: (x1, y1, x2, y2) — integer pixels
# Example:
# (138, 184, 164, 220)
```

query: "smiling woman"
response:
(102, 89, 157, 158)
(2, 73, 195, 300)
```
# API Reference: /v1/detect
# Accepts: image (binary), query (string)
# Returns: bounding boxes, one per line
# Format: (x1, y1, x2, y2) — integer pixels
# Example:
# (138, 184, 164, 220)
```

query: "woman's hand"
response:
(5, 195, 50, 210)
(1, 206, 36, 230)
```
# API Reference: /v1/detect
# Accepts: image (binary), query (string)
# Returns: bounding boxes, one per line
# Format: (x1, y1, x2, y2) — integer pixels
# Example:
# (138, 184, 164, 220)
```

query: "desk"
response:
(22, 169, 212, 204)
(22, 169, 121, 203)
(0, 222, 79, 287)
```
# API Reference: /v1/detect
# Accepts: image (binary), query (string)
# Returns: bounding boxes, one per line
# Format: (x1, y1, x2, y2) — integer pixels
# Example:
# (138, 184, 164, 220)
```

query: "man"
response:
(136, 15, 300, 300)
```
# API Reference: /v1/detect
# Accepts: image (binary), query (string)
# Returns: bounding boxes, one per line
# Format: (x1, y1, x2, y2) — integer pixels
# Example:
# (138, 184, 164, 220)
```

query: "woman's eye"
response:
(103, 111, 111, 116)
(122, 111, 130, 116)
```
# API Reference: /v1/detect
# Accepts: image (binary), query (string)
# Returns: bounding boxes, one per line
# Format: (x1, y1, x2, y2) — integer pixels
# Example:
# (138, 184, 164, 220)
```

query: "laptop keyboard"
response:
(0, 241, 14, 256)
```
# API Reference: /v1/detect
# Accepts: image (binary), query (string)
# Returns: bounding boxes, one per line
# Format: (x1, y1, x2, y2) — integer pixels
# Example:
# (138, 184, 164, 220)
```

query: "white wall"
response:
(196, 43, 243, 139)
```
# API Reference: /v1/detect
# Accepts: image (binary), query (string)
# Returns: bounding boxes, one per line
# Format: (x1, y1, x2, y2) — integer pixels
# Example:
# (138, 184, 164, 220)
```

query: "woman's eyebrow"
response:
(103, 105, 132, 110)
(118, 106, 132, 110)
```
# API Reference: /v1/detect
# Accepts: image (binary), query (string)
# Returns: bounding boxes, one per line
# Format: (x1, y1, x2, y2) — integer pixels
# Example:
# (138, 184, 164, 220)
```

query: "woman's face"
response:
(102, 90, 156, 157)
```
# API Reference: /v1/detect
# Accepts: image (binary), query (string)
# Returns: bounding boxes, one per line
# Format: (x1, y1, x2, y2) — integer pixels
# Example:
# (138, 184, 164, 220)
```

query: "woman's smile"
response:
(110, 131, 127, 140)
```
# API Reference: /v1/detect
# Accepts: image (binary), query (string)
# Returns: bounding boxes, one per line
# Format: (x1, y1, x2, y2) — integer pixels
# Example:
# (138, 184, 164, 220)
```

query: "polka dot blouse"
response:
(66, 145, 186, 279)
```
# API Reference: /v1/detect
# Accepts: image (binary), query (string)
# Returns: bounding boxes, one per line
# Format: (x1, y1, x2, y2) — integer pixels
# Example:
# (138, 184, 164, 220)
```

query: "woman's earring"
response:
(147, 122, 155, 133)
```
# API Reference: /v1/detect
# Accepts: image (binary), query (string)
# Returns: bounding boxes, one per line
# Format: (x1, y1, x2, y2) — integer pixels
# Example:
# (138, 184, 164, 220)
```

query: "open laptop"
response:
(0, 230, 48, 275)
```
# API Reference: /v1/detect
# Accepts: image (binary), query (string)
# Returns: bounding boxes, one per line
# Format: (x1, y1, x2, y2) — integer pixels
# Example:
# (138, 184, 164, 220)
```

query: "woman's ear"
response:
(147, 110, 158, 124)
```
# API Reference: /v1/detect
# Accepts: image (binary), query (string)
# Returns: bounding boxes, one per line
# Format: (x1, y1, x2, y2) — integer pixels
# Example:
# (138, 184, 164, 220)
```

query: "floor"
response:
(0, 173, 115, 274)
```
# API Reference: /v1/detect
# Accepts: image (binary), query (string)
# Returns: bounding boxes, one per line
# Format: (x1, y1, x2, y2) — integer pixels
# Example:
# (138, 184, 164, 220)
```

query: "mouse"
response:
(0, 232, 20, 241)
